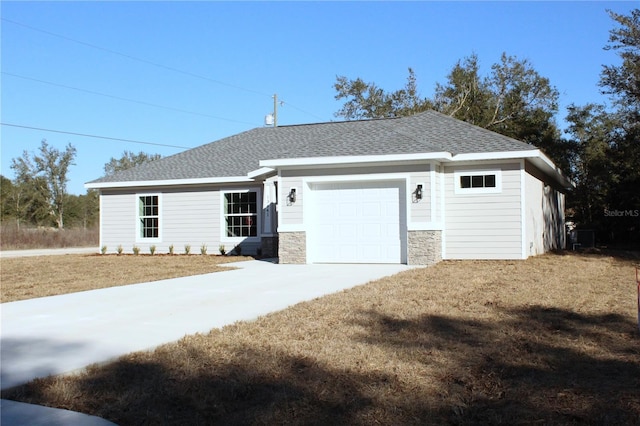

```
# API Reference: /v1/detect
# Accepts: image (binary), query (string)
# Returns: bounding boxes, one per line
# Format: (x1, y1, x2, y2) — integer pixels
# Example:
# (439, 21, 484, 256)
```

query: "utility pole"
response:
(273, 94, 278, 127)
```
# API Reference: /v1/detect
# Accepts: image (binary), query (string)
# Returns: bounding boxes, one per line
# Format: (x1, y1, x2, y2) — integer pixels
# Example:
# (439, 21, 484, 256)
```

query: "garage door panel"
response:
(312, 181, 403, 263)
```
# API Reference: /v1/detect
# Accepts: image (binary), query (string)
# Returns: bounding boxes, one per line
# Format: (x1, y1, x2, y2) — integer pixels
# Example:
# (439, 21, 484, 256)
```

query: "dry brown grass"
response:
(0, 254, 249, 303)
(3, 252, 640, 425)
(0, 224, 99, 250)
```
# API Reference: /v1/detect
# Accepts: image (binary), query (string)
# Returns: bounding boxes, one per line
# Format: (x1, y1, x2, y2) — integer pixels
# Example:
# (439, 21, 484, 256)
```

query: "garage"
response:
(309, 181, 405, 263)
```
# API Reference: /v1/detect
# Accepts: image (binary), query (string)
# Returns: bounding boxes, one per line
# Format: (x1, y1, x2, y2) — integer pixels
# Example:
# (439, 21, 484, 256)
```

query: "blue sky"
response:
(1, 1, 636, 195)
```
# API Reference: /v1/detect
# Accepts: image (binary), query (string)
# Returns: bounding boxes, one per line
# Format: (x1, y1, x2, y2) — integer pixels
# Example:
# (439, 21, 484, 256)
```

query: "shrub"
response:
(200, 244, 207, 255)
(219, 244, 226, 255)
(168, 244, 174, 255)
(184, 244, 191, 255)
(132, 246, 140, 255)
(117, 245, 123, 255)
(101, 245, 107, 255)
(150, 245, 156, 255)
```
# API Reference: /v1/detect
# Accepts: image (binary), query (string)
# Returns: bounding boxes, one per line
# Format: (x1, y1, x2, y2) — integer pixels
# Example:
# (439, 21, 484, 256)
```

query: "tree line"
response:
(1, 147, 160, 230)
(333, 9, 639, 248)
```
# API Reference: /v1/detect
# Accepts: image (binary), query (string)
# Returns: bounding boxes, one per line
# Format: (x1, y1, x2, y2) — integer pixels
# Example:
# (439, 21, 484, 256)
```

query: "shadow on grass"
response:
(3, 307, 639, 425)
(354, 306, 640, 424)
(5, 346, 427, 425)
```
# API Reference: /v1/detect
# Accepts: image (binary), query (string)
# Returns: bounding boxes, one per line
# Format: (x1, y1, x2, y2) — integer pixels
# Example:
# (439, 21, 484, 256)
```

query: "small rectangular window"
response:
(139, 195, 159, 238)
(460, 174, 497, 189)
(460, 175, 471, 188)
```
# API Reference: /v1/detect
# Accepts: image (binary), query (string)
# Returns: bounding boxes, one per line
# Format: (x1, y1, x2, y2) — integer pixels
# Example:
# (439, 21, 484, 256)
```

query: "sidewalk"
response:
(0, 247, 98, 258)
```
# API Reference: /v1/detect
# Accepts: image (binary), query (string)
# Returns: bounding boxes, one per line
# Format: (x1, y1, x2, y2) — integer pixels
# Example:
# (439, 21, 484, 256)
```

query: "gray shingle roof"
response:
(88, 110, 535, 184)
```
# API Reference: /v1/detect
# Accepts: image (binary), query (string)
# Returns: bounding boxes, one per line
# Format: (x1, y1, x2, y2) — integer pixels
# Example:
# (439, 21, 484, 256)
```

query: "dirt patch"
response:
(3, 252, 640, 424)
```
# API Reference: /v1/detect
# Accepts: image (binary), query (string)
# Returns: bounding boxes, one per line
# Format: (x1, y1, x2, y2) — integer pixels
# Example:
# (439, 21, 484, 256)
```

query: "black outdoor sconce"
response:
(288, 188, 297, 203)
(415, 184, 423, 200)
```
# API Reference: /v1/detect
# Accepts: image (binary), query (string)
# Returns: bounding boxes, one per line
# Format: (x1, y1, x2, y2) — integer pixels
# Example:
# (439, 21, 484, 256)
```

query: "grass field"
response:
(2, 252, 639, 424)
(0, 254, 249, 303)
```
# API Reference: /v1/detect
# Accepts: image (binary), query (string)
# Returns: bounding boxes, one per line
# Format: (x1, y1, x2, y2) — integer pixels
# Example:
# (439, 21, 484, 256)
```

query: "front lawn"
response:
(3, 252, 639, 424)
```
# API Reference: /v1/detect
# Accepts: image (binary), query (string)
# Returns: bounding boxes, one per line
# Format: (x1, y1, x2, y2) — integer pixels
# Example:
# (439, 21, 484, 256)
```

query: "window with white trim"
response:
(460, 174, 496, 189)
(138, 195, 159, 238)
(224, 191, 257, 237)
(454, 170, 502, 194)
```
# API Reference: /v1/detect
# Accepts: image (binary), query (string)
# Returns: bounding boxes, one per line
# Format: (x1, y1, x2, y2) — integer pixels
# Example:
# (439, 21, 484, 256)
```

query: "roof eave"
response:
(260, 152, 454, 169)
(85, 176, 254, 190)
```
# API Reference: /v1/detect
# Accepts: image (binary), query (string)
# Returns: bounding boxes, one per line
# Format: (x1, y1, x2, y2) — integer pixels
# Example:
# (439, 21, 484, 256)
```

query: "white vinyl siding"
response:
(524, 161, 566, 255)
(410, 168, 431, 223)
(163, 190, 219, 249)
(278, 175, 304, 228)
(444, 163, 522, 259)
(100, 192, 136, 252)
(99, 186, 262, 255)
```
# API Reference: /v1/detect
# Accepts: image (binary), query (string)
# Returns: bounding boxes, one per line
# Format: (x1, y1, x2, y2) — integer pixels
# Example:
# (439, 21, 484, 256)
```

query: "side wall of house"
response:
(100, 184, 263, 255)
(443, 162, 523, 259)
(524, 161, 566, 255)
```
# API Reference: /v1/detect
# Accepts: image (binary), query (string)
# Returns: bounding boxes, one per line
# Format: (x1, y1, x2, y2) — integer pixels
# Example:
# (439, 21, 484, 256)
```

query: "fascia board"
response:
(247, 167, 276, 179)
(451, 150, 541, 162)
(260, 152, 453, 168)
(85, 176, 253, 189)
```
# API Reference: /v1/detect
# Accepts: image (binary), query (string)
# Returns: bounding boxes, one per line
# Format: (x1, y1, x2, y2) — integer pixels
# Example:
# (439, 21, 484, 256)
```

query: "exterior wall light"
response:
(415, 184, 423, 200)
(288, 188, 297, 203)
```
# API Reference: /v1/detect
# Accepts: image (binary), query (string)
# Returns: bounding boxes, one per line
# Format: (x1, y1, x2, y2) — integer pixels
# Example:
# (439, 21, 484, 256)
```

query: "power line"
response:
(1, 17, 272, 99)
(1, 123, 192, 149)
(2, 72, 260, 126)
(3, 17, 329, 124)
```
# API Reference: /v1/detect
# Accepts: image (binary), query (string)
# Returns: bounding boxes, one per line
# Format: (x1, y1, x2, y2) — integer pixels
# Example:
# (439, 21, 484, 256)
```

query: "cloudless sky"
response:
(1, 1, 636, 195)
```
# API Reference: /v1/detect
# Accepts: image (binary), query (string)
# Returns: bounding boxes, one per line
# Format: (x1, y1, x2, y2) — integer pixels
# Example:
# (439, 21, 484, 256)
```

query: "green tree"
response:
(600, 9, 640, 111)
(104, 150, 161, 176)
(334, 68, 431, 120)
(433, 53, 490, 126)
(10, 139, 77, 229)
(564, 104, 615, 226)
(0, 175, 15, 223)
(597, 8, 640, 246)
(334, 53, 568, 172)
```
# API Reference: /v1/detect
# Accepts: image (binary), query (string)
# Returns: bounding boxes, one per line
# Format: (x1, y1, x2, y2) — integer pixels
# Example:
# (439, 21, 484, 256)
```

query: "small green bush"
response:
(101, 245, 107, 255)
(150, 245, 156, 255)
(200, 244, 207, 255)
(219, 244, 226, 255)
(117, 245, 123, 255)
(184, 244, 191, 255)
(168, 244, 174, 255)
(132, 246, 140, 255)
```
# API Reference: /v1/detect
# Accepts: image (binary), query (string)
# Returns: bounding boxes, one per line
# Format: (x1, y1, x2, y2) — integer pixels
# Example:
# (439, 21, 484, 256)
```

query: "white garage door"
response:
(311, 181, 403, 263)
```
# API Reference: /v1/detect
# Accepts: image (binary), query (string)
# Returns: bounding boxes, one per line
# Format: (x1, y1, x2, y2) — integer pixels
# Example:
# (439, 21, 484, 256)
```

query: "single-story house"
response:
(86, 110, 572, 265)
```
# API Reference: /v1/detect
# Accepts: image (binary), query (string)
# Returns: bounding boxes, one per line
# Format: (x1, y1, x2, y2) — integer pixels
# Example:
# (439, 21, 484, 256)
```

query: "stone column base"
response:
(278, 232, 306, 264)
(408, 230, 442, 265)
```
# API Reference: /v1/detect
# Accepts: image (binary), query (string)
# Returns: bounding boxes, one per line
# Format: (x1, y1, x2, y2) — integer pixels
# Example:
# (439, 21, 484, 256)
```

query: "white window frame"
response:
(454, 169, 502, 195)
(136, 193, 162, 243)
(220, 189, 261, 243)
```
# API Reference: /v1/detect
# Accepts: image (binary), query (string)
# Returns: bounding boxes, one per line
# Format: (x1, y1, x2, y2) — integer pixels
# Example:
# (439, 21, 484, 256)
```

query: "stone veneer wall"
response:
(260, 236, 279, 258)
(407, 230, 442, 265)
(278, 232, 306, 264)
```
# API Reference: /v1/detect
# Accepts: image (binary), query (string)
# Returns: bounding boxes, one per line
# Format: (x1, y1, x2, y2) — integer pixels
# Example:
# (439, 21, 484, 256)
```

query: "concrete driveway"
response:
(1, 259, 418, 390)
